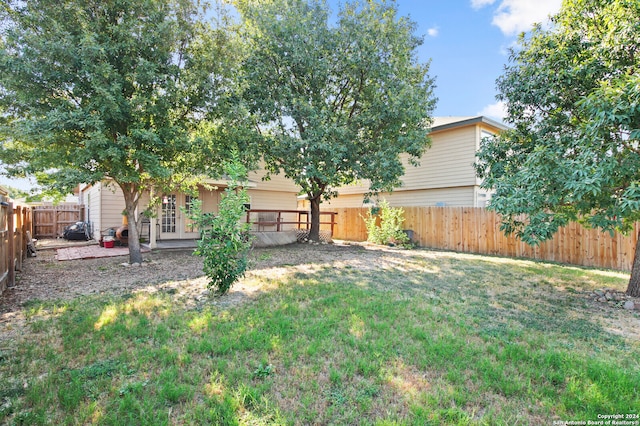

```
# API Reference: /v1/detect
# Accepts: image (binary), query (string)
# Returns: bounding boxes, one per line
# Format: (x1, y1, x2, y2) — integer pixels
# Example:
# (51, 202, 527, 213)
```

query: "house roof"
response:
(431, 116, 509, 132)
(203, 178, 258, 189)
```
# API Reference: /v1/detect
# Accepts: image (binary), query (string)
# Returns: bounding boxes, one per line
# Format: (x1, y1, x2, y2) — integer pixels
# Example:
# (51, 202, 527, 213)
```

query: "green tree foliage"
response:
(0, 0, 239, 263)
(475, 0, 640, 296)
(190, 161, 253, 295)
(235, 0, 436, 241)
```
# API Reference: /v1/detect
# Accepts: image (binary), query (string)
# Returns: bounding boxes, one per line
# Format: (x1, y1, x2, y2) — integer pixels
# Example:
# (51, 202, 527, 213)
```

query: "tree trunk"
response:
(122, 191, 143, 265)
(127, 207, 143, 264)
(626, 232, 640, 297)
(309, 195, 321, 242)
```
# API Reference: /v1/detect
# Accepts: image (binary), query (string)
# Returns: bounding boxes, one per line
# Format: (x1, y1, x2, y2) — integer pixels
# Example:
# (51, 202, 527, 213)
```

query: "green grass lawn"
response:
(1, 245, 639, 425)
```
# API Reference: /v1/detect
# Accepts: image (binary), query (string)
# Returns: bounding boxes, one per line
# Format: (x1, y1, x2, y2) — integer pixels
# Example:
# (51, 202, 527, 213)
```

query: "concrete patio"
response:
(36, 239, 193, 261)
(55, 243, 151, 261)
(40, 235, 298, 261)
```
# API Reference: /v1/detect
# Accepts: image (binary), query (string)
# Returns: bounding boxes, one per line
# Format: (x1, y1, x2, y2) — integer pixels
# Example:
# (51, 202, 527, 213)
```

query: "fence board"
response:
(32, 205, 84, 239)
(0, 202, 9, 294)
(0, 201, 32, 296)
(324, 206, 639, 272)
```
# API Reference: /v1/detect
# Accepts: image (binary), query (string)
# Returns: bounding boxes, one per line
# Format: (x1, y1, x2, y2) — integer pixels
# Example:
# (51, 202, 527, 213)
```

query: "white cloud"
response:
(471, 0, 496, 9)
(478, 101, 507, 122)
(427, 27, 439, 37)
(472, 0, 562, 36)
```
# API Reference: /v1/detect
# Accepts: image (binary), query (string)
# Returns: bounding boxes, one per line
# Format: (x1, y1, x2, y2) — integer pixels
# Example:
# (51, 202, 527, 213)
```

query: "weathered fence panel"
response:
(326, 206, 639, 272)
(0, 201, 31, 294)
(13, 206, 33, 273)
(0, 201, 11, 294)
(1, 202, 33, 295)
(33, 204, 83, 239)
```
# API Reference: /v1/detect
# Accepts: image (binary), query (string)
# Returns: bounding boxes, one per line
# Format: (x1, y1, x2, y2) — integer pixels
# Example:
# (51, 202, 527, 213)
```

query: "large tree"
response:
(235, 0, 436, 241)
(0, 0, 238, 263)
(476, 0, 640, 296)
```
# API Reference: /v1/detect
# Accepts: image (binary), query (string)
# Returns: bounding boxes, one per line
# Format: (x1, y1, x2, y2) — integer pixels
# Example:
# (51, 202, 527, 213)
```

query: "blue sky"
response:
(351, 0, 563, 121)
(1, 0, 563, 192)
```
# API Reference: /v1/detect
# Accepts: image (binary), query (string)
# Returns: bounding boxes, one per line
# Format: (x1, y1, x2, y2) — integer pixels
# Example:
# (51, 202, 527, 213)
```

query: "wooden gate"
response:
(32, 205, 84, 239)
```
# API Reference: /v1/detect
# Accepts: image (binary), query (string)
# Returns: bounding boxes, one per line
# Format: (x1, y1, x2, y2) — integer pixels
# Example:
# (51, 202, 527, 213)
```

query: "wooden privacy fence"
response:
(0, 201, 11, 294)
(1, 202, 32, 295)
(33, 204, 84, 239)
(326, 206, 639, 272)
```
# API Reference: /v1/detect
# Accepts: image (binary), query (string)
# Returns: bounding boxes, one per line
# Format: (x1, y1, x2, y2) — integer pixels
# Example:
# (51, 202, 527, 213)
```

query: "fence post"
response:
(330, 212, 336, 237)
(14, 206, 23, 271)
(8, 202, 15, 288)
(54, 210, 59, 238)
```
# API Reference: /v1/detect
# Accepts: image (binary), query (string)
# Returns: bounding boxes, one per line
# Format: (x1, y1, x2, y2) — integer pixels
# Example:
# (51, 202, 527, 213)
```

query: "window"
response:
(185, 194, 198, 233)
(161, 195, 176, 233)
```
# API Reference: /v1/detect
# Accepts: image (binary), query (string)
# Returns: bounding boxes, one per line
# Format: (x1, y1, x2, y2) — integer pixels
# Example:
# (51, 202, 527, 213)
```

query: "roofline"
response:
(202, 178, 258, 189)
(431, 116, 509, 133)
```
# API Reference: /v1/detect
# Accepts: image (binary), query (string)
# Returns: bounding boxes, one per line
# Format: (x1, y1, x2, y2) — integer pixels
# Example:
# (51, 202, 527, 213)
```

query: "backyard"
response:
(0, 242, 639, 425)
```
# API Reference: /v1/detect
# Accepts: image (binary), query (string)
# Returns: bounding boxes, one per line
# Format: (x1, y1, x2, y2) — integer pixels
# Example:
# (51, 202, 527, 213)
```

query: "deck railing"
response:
(245, 209, 337, 236)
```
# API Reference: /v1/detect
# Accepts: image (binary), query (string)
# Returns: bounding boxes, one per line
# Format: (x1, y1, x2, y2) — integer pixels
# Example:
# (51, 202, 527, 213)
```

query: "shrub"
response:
(189, 161, 253, 295)
(362, 200, 409, 246)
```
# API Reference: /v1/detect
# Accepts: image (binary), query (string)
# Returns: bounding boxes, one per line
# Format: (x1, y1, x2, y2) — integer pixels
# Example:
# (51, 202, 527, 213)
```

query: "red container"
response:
(103, 240, 115, 248)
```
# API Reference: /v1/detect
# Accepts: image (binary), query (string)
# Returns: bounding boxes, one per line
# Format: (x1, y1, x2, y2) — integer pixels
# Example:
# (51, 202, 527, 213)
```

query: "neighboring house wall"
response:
(324, 116, 506, 209)
(404, 125, 477, 190)
(326, 187, 477, 208)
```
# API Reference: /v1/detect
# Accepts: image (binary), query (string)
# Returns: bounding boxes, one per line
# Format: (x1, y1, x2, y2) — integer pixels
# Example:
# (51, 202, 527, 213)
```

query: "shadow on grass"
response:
(2, 243, 638, 424)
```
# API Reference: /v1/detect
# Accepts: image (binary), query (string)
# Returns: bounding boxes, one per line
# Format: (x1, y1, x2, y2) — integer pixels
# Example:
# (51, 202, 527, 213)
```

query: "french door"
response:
(160, 194, 200, 239)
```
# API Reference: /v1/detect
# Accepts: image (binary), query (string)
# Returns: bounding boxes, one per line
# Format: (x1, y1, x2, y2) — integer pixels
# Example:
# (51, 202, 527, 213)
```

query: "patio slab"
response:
(56, 244, 150, 261)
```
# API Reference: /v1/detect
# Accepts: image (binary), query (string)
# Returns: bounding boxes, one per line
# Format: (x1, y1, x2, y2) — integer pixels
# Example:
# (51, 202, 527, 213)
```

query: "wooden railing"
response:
(245, 209, 338, 236)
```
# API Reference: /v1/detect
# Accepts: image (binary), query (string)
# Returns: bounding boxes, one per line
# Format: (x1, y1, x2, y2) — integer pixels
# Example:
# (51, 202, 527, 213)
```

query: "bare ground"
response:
(1, 240, 639, 347)
(0, 241, 393, 345)
(0, 241, 388, 313)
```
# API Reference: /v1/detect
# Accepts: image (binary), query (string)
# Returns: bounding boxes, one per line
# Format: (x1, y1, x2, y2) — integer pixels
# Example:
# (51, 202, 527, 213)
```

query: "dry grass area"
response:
(1, 241, 639, 425)
(1, 242, 409, 343)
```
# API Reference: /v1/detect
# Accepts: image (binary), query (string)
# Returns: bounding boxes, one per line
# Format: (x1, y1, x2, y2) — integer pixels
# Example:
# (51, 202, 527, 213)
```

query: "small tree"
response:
(476, 0, 640, 296)
(363, 200, 409, 246)
(236, 0, 436, 241)
(190, 161, 253, 295)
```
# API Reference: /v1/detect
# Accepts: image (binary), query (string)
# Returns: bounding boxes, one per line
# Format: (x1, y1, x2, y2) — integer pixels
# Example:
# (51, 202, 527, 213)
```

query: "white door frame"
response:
(159, 193, 200, 240)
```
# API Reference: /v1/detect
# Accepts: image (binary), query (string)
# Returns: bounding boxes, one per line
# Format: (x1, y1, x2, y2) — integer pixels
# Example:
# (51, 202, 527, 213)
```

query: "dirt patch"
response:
(1, 240, 638, 346)
(1, 241, 392, 313)
(0, 242, 393, 343)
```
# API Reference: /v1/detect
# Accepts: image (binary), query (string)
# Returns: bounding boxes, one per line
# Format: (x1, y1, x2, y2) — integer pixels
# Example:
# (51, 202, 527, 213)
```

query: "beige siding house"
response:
(323, 116, 507, 208)
(78, 166, 300, 247)
(79, 116, 505, 244)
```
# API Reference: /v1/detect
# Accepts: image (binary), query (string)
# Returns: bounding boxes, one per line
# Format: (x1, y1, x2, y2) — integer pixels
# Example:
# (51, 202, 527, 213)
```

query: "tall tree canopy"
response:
(235, 0, 436, 241)
(0, 0, 238, 263)
(476, 0, 640, 296)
